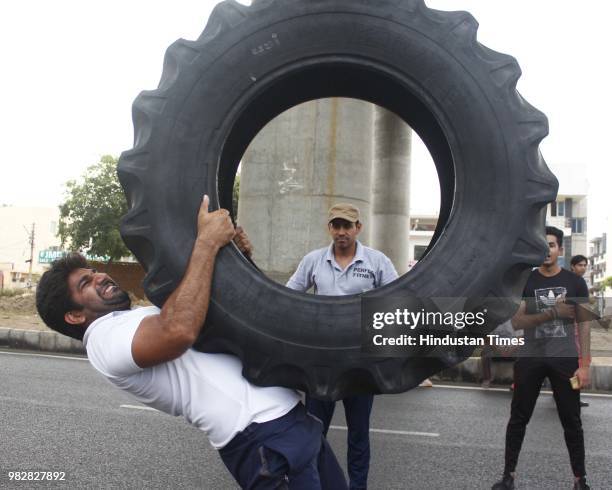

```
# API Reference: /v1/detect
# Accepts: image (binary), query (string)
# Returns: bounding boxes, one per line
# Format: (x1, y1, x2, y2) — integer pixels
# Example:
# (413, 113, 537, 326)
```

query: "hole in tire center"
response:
(230, 98, 441, 290)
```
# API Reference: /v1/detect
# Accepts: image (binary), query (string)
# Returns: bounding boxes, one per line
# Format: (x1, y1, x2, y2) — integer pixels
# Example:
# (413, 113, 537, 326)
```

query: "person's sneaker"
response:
(573, 476, 590, 489)
(579, 400, 589, 408)
(491, 474, 515, 490)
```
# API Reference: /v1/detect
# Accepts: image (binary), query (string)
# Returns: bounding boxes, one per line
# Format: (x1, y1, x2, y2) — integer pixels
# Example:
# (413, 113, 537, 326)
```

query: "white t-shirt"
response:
(83, 306, 300, 449)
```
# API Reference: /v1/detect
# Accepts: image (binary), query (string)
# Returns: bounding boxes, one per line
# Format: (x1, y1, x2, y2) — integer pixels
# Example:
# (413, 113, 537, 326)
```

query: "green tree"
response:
(58, 155, 130, 261)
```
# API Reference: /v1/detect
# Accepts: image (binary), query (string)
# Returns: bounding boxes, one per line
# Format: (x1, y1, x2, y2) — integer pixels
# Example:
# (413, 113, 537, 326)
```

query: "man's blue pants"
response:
(219, 403, 348, 489)
(306, 394, 374, 490)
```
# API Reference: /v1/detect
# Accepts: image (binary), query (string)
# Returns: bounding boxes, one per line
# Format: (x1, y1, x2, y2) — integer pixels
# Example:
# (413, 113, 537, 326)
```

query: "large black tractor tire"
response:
(118, 0, 557, 400)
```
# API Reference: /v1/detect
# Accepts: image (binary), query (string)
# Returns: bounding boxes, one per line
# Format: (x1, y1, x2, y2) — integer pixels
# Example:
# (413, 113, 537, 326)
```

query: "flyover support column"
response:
(238, 98, 374, 284)
(370, 106, 412, 275)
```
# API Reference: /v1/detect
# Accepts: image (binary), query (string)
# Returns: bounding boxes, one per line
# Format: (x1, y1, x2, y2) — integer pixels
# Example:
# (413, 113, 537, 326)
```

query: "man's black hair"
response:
(570, 254, 588, 267)
(545, 226, 563, 248)
(36, 253, 88, 341)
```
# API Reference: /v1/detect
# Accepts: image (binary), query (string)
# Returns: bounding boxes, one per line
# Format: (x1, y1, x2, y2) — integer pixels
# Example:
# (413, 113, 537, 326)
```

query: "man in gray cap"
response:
(286, 203, 398, 489)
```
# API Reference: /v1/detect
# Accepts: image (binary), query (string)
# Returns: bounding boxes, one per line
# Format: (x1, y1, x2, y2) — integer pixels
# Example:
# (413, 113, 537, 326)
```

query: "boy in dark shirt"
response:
(492, 227, 591, 490)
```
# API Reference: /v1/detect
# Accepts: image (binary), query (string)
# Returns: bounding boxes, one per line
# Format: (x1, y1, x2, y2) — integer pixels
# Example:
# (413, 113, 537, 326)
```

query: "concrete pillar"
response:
(371, 107, 412, 275)
(238, 98, 374, 284)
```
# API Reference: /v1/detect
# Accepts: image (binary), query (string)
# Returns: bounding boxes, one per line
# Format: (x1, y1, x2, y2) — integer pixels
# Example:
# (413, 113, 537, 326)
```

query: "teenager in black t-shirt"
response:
(570, 255, 593, 408)
(520, 266, 589, 358)
(492, 227, 592, 490)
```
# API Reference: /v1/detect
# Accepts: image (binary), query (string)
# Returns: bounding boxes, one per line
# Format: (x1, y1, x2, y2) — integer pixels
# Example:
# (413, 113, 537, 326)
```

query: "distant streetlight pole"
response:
(25, 222, 35, 289)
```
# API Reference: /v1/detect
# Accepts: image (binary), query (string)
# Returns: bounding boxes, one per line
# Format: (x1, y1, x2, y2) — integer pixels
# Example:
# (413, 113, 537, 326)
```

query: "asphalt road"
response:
(1, 350, 611, 489)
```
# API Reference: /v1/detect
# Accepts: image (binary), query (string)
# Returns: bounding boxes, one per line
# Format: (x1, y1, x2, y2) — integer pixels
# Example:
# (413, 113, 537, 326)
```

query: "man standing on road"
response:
(36, 196, 347, 490)
(492, 227, 592, 490)
(570, 255, 610, 330)
(570, 255, 588, 279)
(570, 255, 592, 408)
(286, 203, 398, 490)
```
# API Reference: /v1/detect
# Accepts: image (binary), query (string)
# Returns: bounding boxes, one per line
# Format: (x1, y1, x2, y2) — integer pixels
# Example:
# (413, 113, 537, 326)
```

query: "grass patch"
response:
(0, 289, 28, 298)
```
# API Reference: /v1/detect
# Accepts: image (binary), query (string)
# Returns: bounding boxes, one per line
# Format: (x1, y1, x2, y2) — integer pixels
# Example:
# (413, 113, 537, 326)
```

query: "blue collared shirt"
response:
(286, 241, 398, 295)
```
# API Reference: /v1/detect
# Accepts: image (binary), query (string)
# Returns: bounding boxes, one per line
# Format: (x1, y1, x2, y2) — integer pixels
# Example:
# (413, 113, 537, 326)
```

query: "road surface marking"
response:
(431, 383, 612, 398)
(0, 350, 86, 361)
(5, 351, 609, 399)
(120, 404, 159, 412)
(119, 404, 440, 435)
(329, 425, 439, 437)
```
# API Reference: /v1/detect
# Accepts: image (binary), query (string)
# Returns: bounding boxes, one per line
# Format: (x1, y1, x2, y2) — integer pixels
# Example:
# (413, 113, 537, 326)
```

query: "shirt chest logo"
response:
(533, 286, 568, 339)
(352, 267, 374, 279)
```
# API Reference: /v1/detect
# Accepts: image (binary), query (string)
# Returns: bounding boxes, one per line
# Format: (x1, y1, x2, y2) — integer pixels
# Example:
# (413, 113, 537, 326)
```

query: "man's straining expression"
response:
(543, 234, 562, 266)
(65, 268, 131, 326)
(328, 218, 361, 251)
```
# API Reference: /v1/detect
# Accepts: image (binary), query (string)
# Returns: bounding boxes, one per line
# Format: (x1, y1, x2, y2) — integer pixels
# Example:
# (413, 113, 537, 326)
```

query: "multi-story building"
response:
(544, 166, 588, 268)
(591, 215, 612, 285)
(546, 193, 588, 268)
(590, 233, 607, 289)
(589, 229, 612, 320)
(408, 214, 437, 268)
(0, 206, 61, 289)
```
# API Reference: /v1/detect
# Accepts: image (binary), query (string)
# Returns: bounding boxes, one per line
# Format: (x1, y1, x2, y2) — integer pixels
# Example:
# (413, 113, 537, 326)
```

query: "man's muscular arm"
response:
(131, 196, 235, 368)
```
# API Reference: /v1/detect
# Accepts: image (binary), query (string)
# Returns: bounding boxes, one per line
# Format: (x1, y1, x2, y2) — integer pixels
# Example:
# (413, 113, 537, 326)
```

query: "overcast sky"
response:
(1, 0, 610, 238)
